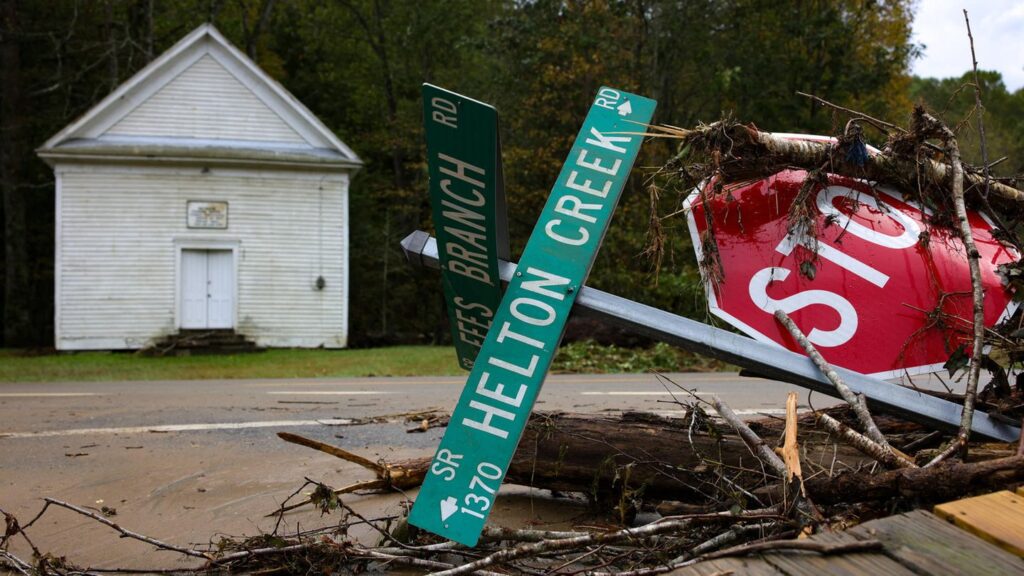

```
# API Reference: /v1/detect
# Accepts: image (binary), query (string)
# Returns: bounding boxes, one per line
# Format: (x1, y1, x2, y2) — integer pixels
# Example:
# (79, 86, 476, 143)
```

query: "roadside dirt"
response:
(2, 431, 593, 571)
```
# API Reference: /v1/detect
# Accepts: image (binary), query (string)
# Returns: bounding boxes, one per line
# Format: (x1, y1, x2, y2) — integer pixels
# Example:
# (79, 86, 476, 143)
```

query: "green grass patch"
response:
(0, 347, 464, 382)
(0, 341, 725, 383)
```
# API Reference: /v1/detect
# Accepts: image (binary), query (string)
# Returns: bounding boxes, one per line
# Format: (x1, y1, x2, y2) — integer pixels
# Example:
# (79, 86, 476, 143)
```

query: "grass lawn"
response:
(0, 346, 464, 382)
(0, 342, 726, 383)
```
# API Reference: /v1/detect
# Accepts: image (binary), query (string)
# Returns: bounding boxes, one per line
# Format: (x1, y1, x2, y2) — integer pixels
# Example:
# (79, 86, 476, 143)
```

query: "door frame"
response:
(173, 238, 240, 330)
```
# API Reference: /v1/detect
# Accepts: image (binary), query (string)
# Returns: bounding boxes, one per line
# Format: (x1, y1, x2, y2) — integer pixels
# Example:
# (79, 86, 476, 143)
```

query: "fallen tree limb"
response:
(278, 411, 869, 515)
(280, 412, 1024, 518)
(656, 120, 1024, 208)
(759, 455, 1024, 505)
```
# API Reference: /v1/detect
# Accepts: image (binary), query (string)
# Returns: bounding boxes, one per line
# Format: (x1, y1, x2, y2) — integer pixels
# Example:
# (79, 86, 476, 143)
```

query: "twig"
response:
(964, 10, 992, 200)
(709, 395, 785, 476)
(667, 122, 1024, 205)
(428, 510, 778, 576)
(901, 430, 943, 453)
(42, 498, 208, 559)
(268, 479, 389, 516)
(0, 551, 32, 576)
(480, 525, 588, 542)
(358, 549, 478, 573)
(670, 521, 777, 564)
(819, 414, 916, 469)
(796, 91, 903, 134)
(774, 310, 917, 470)
(698, 537, 883, 561)
(0, 507, 40, 558)
(212, 542, 318, 564)
(277, 431, 385, 473)
(774, 311, 888, 446)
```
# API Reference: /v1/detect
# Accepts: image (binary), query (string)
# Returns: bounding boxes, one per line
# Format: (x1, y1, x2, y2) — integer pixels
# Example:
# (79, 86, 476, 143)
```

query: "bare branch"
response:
(796, 91, 903, 134)
(42, 498, 208, 559)
(914, 110, 985, 466)
(963, 10, 992, 200)
(819, 414, 916, 469)
(429, 510, 779, 576)
(710, 395, 786, 476)
(698, 537, 883, 561)
(775, 314, 871, 439)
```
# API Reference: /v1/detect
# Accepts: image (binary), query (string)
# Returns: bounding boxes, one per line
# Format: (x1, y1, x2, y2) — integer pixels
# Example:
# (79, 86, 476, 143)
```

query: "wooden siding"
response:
(106, 54, 307, 144)
(56, 164, 348, 350)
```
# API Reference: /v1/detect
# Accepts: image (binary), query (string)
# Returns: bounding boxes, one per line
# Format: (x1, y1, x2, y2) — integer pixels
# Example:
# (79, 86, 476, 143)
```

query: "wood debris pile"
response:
(6, 21, 1024, 574)
(4, 376, 1023, 575)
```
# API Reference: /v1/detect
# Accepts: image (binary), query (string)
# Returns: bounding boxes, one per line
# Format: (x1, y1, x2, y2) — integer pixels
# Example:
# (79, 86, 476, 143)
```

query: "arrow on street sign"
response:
(409, 87, 657, 546)
(440, 496, 458, 521)
(423, 84, 510, 371)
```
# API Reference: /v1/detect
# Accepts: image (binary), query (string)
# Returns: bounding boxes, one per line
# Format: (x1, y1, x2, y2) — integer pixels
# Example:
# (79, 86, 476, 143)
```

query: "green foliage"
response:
(550, 340, 727, 374)
(910, 71, 1024, 176)
(2, 0, 922, 347)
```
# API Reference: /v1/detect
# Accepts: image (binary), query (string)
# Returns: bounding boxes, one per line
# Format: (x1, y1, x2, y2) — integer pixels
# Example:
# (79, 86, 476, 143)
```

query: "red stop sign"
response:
(685, 164, 1018, 378)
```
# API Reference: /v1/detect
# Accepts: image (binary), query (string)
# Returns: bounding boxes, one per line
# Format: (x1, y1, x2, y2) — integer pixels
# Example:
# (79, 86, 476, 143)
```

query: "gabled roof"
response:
(38, 24, 361, 170)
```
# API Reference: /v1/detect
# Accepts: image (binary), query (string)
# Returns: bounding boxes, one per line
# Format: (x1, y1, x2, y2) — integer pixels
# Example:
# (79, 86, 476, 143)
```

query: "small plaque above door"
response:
(186, 201, 228, 229)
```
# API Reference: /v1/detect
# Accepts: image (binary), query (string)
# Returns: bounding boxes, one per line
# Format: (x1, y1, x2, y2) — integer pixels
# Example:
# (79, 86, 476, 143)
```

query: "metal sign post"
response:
(402, 230, 1021, 445)
(423, 84, 510, 371)
(409, 87, 657, 546)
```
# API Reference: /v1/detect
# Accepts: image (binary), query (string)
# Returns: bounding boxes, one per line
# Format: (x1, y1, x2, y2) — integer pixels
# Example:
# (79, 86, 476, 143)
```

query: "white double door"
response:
(180, 249, 234, 329)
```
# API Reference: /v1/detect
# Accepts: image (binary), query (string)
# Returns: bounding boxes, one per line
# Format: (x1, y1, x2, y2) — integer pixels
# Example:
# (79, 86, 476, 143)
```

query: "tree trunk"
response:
(287, 411, 874, 505)
(763, 455, 1024, 505)
(292, 411, 1024, 514)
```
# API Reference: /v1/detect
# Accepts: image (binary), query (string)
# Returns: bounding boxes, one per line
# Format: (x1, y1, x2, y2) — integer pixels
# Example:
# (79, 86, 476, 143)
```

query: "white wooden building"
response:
(38, 24, 361, 351)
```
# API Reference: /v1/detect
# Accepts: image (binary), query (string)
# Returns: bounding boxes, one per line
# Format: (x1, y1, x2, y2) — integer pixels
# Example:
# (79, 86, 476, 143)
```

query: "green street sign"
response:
(409, 87, 656, 546)
(423, 84, 510, 371)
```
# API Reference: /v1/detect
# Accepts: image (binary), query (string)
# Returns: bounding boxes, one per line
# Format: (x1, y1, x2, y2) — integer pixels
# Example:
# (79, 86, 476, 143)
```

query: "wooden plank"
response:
(667, 556, 784, 576)
(849, 509, 1024, 575)
(934, 490, 1024, 557)
(760, 532, 917, 576)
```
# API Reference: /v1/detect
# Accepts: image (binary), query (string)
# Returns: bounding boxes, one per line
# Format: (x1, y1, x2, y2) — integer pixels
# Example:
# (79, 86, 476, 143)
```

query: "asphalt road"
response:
(0, 372, 834, 441)
(0, 372, 835, 570)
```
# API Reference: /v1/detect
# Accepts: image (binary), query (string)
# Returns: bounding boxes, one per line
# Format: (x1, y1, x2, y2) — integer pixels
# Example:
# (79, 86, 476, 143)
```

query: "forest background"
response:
(2, 0, 1022, 348)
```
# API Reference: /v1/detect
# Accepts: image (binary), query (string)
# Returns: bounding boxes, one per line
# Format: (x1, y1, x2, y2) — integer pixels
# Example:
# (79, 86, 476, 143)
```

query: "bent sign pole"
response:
(401, 231, 1021, 445)
(423, 84, 510, 370)
(409, 87, 657, 546)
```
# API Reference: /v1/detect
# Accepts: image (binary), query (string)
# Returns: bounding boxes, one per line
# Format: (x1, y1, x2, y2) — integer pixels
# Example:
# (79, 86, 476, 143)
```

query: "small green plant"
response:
(551, 340, 727, 374)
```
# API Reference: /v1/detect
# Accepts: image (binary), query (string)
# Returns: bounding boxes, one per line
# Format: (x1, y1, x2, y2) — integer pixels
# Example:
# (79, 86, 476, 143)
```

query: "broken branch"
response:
(430, 510, 779, 576)
(819, 413, 916, 469)
(41, 498, 208, 559)
(775, 309, 915, 468)
(709, 395, 786, 476)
